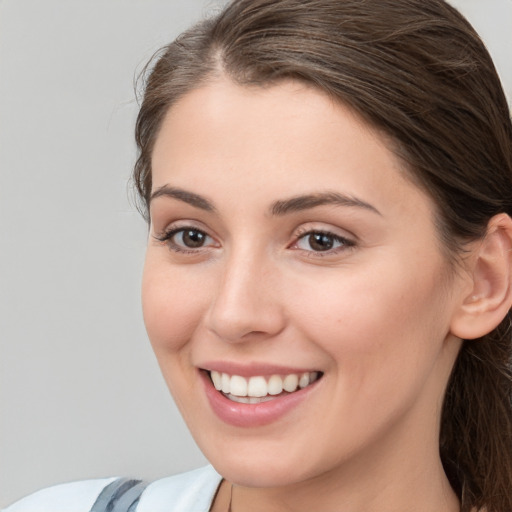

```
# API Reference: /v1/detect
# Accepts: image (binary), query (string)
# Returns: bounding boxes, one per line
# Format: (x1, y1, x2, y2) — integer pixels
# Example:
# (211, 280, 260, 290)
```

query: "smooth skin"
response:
(142, 78, 512, 512)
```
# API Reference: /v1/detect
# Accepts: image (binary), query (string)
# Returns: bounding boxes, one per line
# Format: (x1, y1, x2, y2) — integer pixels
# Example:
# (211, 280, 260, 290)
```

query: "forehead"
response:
(151, 78, 433, 223)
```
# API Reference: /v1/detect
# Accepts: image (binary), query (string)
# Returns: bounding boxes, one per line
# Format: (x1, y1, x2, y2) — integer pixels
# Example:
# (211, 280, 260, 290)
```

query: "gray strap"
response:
(113, 481, 149, 512)
(90, 478, 148, 512)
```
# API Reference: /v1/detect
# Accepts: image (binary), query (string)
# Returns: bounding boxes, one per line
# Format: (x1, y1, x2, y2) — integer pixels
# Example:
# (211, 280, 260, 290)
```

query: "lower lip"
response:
(200, 371, 320, 428)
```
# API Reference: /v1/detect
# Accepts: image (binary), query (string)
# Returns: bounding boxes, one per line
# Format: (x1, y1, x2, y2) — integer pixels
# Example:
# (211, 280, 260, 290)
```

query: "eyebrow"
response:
(150, 185, 216, 212)
(270, 192, 381, 216)
(150, 185, 380, 217)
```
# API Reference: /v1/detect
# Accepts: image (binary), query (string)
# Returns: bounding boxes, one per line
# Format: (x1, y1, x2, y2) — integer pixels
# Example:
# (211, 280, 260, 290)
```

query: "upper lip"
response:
(198, 361, 320, 377)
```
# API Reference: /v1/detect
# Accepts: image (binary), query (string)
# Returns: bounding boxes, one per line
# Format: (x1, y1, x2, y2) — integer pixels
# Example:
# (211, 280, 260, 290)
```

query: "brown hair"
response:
(133, 1, 512, 510)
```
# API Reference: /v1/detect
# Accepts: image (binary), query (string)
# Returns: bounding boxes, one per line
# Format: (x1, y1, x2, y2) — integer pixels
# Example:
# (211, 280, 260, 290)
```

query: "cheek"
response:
(141, 257, 209, 357)
(287, 266, 453, 448)
(291, 257, 451, 389)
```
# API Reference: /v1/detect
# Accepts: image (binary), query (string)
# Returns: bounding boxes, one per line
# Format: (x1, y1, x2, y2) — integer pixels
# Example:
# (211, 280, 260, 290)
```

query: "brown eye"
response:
(295, 231, 353, 253)
(156, 227, 216, 252)
(308, 233, 335, 251)
(178, 229, 208, 248)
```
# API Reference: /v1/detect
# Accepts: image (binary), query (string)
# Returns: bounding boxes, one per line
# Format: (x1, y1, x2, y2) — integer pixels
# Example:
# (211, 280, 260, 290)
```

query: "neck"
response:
(230, 465, 458, 512)
(224, 418, 460, 512)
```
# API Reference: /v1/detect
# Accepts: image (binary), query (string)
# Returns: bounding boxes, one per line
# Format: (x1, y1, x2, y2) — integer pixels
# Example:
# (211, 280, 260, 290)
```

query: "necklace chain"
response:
(227, 483, 233, 512)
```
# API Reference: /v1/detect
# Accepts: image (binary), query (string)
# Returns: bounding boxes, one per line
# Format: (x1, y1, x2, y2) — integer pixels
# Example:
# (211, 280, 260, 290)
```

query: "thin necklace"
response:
(227, 483, 233, 512)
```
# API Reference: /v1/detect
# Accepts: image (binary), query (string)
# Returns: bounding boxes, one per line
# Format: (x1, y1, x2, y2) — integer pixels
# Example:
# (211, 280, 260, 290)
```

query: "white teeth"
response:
(283, 373, 299, 392)
(221, 373, 231, 394)
(211, 370, 222, 391)
(209, 371, 321, 399)
(248, 376, 267, 397)
(267, 375, 283, 395)
(230, 375, 248, 397)
(299, 372, 310, 389)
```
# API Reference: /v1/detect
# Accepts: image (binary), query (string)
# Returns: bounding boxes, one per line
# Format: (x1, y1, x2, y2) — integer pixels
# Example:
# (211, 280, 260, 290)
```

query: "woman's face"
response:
(143, 79, 465, 487)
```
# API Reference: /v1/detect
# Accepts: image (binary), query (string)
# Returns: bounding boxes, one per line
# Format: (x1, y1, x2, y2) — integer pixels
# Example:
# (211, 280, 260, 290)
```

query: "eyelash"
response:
(154, 226, 215, 254)
(291, 228, 356, 257)
(154, 226, 356, 256)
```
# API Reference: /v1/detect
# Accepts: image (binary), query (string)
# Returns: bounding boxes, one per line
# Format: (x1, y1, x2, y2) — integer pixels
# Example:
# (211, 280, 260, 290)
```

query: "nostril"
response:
(203, 269, 286, 342)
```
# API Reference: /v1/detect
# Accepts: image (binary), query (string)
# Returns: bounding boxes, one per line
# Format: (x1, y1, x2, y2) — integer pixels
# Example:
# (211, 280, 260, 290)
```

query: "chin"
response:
(210, 455, 311, 488)
(193, 428, 334, 489)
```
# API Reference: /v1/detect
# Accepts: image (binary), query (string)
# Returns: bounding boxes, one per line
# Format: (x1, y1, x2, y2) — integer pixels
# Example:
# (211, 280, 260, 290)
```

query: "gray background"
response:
(0, 0, 510, 507)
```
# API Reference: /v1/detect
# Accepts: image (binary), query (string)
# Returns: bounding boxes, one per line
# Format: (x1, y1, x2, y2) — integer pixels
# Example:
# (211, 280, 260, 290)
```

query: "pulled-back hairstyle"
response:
(133, 1, 512, 510)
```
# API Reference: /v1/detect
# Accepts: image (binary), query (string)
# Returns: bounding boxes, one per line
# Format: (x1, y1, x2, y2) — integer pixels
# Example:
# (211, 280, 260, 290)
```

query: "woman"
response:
(5, 0, 511, 511)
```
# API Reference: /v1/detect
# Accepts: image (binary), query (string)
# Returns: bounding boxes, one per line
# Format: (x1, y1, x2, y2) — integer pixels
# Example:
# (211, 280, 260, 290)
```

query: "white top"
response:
(3, 465, 223, 512)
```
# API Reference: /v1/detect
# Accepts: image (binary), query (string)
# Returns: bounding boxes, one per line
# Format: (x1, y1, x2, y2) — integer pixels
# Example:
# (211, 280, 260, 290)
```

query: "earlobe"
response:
(450, 213, 512, 340)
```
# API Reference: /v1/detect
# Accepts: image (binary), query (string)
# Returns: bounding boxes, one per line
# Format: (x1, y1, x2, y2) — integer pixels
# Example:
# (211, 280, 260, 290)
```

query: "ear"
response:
(450, 213, 512, 340)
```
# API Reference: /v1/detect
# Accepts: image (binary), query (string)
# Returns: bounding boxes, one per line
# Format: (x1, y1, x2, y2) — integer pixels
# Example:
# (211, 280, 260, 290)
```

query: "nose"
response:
(204, 249, 286, 343)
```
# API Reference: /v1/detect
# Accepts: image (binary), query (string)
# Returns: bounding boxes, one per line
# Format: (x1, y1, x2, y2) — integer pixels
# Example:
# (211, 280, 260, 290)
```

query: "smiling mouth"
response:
(208, 370, 323, 404)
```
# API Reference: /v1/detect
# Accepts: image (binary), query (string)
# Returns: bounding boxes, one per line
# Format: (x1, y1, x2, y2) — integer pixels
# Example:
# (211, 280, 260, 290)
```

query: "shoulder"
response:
(2, 477, 119, 512)
(3, 466, 222, 512)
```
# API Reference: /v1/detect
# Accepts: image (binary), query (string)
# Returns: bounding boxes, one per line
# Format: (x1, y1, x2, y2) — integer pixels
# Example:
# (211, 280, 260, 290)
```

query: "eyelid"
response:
(152, 221, 356, 256)
(289, 225, 357, 255)
(153, 222, 220, 253)
(153, 218, 213, 240)
(293, 223, 356, 242)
